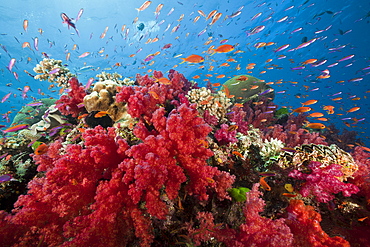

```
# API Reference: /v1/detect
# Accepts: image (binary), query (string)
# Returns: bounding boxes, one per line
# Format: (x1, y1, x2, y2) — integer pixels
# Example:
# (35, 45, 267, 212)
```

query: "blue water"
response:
(0, 0, 369, 146)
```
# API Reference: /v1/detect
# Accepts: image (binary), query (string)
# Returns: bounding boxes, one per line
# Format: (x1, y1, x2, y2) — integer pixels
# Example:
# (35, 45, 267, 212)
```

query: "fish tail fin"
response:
(179, 58, 186, 64)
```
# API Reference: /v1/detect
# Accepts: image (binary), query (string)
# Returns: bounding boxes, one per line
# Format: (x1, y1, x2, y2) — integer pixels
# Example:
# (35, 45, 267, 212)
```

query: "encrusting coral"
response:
(83, 80, 129, 122)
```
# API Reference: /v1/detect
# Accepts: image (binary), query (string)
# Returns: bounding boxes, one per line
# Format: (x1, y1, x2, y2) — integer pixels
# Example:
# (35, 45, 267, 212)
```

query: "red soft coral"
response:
(55, 77, 86, 117)
(285, 199, 350, 247)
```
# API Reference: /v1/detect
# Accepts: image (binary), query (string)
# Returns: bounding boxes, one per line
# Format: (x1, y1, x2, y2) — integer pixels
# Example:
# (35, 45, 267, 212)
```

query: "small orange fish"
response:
(309, 112, 324, 118)
(212, 44, 235, 55)
(232, 151, 244, 158)
(301, 99, 318, 106)
(136, 1, 151, 13)
(35, 143, 48, 155)
(216, 74, 226, 79)
(301, 59, 317, 65)
(282, 193, 297, 198)
(316, 117, 328, 121)
(156, 77, 171, 85)
(228, 125, 238, 131)
(323, 105, 335, 114)
(180, 54, 204, 64)
(250, 85, 259, 90)
(346, 107, 360, 113)
(148, 91, 159, 99)
(210, 12, 222, 25)
(306, 123, 326, 129)
(212, 83, 221, 87)
(94, 111, 108, 118)
(293, 106, 312, 113)
(23, 19, 28, 32)
(260, 177, 271, 191)
(192, 75, 200, 79)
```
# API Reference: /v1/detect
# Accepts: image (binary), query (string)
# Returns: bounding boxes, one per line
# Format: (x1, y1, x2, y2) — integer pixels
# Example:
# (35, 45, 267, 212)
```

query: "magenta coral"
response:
(227, 106, 249, 134)
(349, 146, 370, 200)
(214, 124, 238, 146)
(285, 199, 350, 246)
(242, 98, 276, 129)
(289, 161, 359, 203)
(55, 77, 86, 117)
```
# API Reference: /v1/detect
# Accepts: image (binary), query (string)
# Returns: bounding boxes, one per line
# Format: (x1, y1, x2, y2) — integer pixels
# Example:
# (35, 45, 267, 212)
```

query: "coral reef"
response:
(1, 68, 369, 247)
(33, 58, 75, 87)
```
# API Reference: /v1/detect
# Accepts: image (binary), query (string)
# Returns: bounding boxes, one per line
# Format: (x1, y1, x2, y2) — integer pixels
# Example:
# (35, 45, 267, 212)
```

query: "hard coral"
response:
(83, 80, 128, 121)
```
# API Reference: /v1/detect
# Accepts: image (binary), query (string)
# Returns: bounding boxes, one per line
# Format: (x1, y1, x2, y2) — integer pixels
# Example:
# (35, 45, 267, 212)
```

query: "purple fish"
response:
(33, 37, 39, 51)
(290, 27, 302, 34)
(85, 77, 95, 90)
(337, 54, 354, 62)
(49, 68, 60, 74)
(0, 174, 13, 183)
(26, 102, 44, 107)
(228, 11, 241, 19)
(259, 88, 274, 96)
(7, 58, 16, 72)
(327, 62, 338, 67)
(291, 66, 305, 70)
(1, 92, 11, 103)
(295, 38, 317, 50)
(76, 8, 84, 21)
(247, 25, 265, 36)
(274, 44, 290, 52)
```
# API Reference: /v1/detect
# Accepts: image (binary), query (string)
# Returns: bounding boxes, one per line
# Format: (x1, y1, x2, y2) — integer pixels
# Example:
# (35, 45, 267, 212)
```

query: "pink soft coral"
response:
(289, 161, 359, 203)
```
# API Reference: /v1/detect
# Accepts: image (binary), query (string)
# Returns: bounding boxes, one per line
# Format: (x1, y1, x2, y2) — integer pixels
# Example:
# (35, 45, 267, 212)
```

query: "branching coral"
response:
(33, 58, 75, 87)
(186, 87, 232, 122)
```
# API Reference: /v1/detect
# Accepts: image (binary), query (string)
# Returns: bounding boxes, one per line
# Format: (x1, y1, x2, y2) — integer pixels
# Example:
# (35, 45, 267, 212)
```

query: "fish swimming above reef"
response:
(179, 54, 205, 64)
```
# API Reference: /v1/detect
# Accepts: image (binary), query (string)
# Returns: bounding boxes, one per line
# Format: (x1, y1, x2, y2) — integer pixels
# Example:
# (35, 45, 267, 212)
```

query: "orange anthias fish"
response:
(301, 58, 317, 65)
(293, 106, 312, 113)
(179, 54, 205, 64)
(306, 122, 326, 129)
(323, 105, 335, 114)
(309, 112, 324, 118)
(136, 1, 151, 13)
(34, 143, 48, 155)
(260, 177, 271, 191)
(346, 107, 360, 113)
(156, 77, 171, 85)
(94, 111, 108, 118)
(301, 99, 318, 106)
(211, 44, 235, 55)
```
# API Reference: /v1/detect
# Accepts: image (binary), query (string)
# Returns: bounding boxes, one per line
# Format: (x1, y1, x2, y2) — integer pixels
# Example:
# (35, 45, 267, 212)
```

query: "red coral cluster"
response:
(285, 199, 350, 246)
(55, 77, 87, 117)
(0, 88, 235, 246)
(289, 161, 359, 203)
